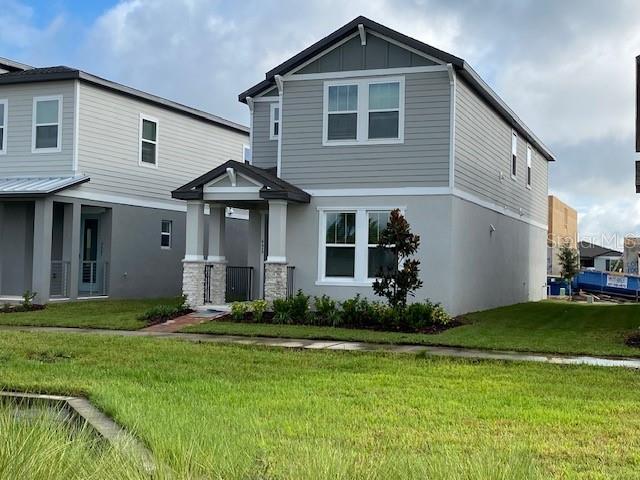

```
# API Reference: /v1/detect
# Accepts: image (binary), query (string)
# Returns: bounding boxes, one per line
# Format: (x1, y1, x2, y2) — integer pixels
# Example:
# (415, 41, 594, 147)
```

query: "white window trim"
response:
(32, 95, 62, 153)
(161, 220, 172, 250)
(0, 99, 7, 155)
(269, 103, 280, 141)
(510, 130, 518, 180)
(322, 76, 405, 147)
(526, 144, 532, 189)
(243, 144, 251, 164)
(139, 113, 159, 168)
(316, 206, 406, 286)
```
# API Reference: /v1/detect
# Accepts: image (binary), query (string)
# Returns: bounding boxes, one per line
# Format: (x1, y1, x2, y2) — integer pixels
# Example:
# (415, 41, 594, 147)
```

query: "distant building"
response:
(547, 196, 578, 275)
(624, 237, 640, 274)
(578, 242, 623, 272)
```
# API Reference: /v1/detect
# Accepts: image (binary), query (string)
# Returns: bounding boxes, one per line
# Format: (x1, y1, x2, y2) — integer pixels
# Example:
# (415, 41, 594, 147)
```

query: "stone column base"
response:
(264, 262, 288, 303)
(205, 261, 227, 305)
(182, 260, 206, 307)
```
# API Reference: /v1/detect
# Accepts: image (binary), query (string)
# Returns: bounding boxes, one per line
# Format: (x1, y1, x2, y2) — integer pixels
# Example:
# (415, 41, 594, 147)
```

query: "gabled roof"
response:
(0, 175, 89, 197)
(239, 16, 555, 162)
(0, 56, 32, 72)
(0, 65, 248, 135)
(172, 160, 311, 203)
(578, 241, 623, 260)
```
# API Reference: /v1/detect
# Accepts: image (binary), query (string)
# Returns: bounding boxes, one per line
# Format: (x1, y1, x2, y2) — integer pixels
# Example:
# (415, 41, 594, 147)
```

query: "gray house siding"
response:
(297, 34, 436, 74)
(454, 78, 548, 224)
(280, 70, 451, 189)
(0, 201, 34, 295)
(251, 100, 278, 170)
(0, 80, 75, 177)
(76, 82, 249, 203)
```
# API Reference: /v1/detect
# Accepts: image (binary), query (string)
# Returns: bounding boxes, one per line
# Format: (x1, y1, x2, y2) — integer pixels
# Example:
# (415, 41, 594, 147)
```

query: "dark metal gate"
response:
(225, 266, 253, 302)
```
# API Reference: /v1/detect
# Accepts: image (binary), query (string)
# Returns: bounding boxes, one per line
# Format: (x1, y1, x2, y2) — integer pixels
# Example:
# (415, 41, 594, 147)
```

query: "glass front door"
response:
(80, 217, 100, 293)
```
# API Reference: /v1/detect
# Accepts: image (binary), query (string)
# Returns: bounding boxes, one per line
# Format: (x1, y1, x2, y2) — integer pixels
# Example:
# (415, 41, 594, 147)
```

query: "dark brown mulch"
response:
(0, 304, 46, 314)
(414, 320, 463, 334)
(144, 309, 194, 327)
(625, 332, 640, 348)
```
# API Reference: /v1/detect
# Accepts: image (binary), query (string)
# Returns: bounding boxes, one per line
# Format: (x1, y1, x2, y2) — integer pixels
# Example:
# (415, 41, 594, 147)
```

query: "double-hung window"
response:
(269, 103, 280, 140)
(139, 114, 158, 167)
(319, 208, 401, 284)
(323, 77, 404, 145)
(32, 95, 62, 152)
(511, 131, 518, 179)
(161, 220, 172, 249)
(0, 99, 6, 154)
(526, 145, 532, 188)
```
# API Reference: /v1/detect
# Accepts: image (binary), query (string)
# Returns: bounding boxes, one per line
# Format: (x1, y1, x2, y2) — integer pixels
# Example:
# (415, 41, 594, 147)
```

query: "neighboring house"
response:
(0, 57, 249, 304)
(173, 16, 554, 315)
(578, 242, 623, 272)
(547, 195, 577, 276)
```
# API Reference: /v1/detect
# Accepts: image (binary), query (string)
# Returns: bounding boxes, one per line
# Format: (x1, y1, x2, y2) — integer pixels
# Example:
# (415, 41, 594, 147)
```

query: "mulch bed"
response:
(625, 332, 640, 348)
(0, 305, 46, 314)
(144, 308, 194, 327)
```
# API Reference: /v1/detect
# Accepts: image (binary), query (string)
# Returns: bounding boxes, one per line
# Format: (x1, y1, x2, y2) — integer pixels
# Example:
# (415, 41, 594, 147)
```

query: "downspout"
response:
(246, 96, 254, 164)
(275, 75, 284, 178)
(447, 63, 456, 192)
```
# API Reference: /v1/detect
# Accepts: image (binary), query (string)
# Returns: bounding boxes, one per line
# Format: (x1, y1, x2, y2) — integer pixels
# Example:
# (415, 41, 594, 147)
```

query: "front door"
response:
(80, 217, 101, 294)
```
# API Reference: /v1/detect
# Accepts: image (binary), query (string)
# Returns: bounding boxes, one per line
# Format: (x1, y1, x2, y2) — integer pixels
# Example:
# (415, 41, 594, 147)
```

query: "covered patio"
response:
(172, 160, 310, 307)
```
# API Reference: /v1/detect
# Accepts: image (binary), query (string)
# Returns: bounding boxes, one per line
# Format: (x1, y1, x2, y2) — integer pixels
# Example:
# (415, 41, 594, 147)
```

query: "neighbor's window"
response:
(511, 131, 518, 178)
(327, 84, 358, 141)
(367, 211, 395, 278)
(324, 211, 356, 277)
(140, 115, 158, 166)
(270, 103, 280, 140)
(33, 96, 61, 151)
(526, 145, 532, 188)
(161, 220, 172, 249)
(0, 99, 6, 153)
(368, 82, 400, 139)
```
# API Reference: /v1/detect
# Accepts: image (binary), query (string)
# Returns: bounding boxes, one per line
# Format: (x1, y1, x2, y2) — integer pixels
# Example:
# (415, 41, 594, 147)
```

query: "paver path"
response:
(142, 311, 227, 333)
(1, 325, 639, 369)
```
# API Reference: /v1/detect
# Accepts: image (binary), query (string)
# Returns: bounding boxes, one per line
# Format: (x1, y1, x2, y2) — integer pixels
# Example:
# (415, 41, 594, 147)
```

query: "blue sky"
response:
(3, 0, 640, 248)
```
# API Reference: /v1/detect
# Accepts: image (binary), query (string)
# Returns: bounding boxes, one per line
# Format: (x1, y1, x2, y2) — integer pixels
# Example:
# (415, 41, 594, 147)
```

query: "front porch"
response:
(0, 178, 111, 304)
(172, 160, 310, 307)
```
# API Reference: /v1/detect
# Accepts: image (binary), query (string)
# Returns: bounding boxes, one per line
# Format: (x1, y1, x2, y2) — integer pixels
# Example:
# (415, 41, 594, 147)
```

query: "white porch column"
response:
(182, 200, 206, 307)
(32, 197, 54, 304)
(205, 204, 227, 305)
(264, 200, 289, 302)
(63, 202, 81, 299)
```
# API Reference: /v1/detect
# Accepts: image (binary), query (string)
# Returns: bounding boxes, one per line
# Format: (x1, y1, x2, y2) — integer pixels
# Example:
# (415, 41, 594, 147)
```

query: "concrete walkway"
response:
(2, 325, 640, 369)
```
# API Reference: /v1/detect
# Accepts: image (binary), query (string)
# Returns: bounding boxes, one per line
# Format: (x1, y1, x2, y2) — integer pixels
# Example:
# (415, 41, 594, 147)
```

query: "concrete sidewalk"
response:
(1, 325, 640, 369)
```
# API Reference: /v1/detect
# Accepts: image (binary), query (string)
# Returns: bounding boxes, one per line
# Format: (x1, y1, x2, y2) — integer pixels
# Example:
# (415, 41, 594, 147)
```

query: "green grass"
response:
(1, 331, 640, 478)
(0, 298, 174, 330)
(184, 301, 640, 357)
(0, 403, 147, 479)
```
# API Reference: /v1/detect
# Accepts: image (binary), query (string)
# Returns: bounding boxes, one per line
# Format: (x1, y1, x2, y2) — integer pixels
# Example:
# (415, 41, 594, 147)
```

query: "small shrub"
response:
(22, 290, 37, 309)
(139, 304, 176, 322)
(403, 302, 435, 330)
(625, 331, 640, 348)
(431, 302, 451, 326)
(250, 300, 268, 323)
(272, 298, 292, 324)
(230, 302, 250, 322)
(341, 295, 378, 328)
(289, 290, 311, 322)
(314, 295, 341, 326)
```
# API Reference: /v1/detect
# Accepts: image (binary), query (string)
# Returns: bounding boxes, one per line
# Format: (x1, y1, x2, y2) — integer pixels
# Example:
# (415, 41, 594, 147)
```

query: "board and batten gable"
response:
(251, 100, 278, 170)
(454, 78, 548, 225)
(0, 80, 75, 177)
(76, 82, 248, 203)
(280, 69, 451, 189)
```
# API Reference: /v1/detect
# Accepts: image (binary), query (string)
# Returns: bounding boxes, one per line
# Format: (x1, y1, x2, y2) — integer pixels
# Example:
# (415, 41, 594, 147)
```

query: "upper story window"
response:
(161, 220, 172, 249)
(526, 145, 532, 188)
(243, 144, 252, 164)
(511, 131, 518, 179)
(0, 99, 6, 154)
(323, 77, 404, 146)
(139, 114, 158, 167)
(32, 95, 62, 153)
(269, 103, 280, 140)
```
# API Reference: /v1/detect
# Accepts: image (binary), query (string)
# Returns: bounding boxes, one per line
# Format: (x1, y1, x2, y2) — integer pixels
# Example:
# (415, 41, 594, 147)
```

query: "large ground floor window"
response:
(318, 207, 401, 285)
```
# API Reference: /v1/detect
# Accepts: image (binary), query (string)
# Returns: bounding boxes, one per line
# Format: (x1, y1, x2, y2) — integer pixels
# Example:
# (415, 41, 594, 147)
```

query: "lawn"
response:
(1, 331, 639, 478)
(184, 301, 640, 357)
(0, 298, 172, 330)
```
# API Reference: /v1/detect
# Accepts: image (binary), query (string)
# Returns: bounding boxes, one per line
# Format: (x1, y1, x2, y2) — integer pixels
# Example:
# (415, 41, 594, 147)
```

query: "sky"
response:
(2, 0, 639, 249)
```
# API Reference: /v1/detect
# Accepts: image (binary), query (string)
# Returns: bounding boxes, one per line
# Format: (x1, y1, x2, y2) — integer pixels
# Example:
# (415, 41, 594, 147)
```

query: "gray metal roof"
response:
(0, 65, 248, 135)
(0, 175, 89, 197)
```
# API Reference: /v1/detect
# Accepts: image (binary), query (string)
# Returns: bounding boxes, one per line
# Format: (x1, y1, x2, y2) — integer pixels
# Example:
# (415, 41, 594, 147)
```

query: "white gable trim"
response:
(204, 170, 264, 189)
(287, 65, 447, 82)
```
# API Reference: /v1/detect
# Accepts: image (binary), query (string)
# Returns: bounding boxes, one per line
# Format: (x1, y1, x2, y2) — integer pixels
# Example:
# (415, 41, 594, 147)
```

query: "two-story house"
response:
(0, 57, 249, 304)
(173, 17, 555, 315)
